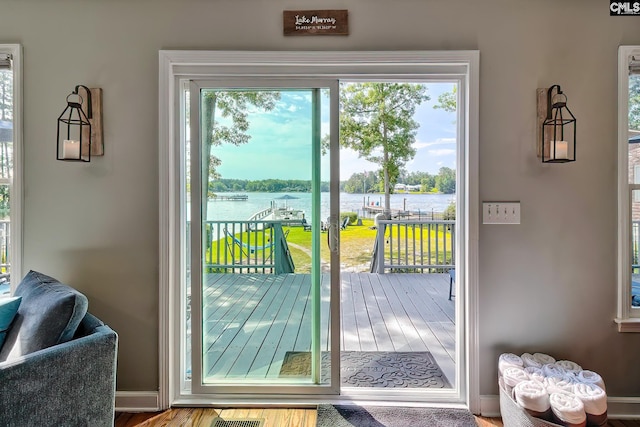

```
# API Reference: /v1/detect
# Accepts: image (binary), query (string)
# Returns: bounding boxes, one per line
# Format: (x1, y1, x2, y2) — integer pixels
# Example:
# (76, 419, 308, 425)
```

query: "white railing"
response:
(188, 220, 295, 274)
(0, 220, 9, 274)
(374, 219, 455, 273)
(633, 220, 640, 273)
(248, 207, 272, 221)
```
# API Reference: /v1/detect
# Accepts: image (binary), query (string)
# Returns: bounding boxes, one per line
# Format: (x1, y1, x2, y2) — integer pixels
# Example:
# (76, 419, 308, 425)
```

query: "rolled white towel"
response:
(514, 380, 551, 413)
(499, 353, 524, 375)
(543, 363, 568, 378)
(521, 352, 543, 369)
(503, 366, 529, 394)
(573, 383, 607, 417)
(545, 375, 576, 395)
(557, 359, 583, 373)
(550, 392, 587, 427)
(576, 370, 606, 391)
(533, 352, 556, 365)
(524, 366, 546, 383)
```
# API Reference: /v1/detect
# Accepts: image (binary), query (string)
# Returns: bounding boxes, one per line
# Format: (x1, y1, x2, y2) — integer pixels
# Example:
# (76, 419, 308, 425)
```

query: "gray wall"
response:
(0, 0, 639, 397)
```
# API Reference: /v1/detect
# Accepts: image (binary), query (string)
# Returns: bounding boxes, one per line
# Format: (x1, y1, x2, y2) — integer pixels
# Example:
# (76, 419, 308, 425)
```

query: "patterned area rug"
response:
(279, 351, 451, 388)
(315, 404, 477, 427)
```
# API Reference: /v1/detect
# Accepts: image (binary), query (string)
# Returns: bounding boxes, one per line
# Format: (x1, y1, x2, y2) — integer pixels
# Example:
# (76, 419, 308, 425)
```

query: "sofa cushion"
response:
(0, 296, 21, 349)
(0, 271, 88, 362)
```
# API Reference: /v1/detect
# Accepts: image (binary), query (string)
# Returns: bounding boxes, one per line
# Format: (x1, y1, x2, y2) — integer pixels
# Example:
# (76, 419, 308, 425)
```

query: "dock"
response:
(215, 194, 248, 201)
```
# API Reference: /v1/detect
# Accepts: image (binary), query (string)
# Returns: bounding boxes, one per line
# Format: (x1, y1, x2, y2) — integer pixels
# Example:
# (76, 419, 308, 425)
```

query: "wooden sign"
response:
(283, 10, 349, 36)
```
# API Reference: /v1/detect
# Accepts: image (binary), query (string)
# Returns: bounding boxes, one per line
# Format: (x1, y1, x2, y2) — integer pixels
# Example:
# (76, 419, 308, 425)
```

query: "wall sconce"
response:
(56, 85, 103, 162)
(537, 84, 576, 163)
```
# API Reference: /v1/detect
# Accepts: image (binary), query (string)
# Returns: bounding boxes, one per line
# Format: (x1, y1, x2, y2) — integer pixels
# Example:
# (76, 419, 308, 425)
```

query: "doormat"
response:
(316, 404, 477, 427)
(279, 351, 451, 388)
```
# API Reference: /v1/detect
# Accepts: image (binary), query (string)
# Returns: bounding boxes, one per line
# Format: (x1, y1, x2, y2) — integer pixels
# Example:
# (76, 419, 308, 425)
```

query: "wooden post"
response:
(80, 87, 103, 157)
(537, 88, 552, 160)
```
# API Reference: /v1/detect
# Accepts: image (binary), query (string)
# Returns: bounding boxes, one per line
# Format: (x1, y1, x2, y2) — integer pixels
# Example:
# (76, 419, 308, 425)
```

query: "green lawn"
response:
(204, 218, 453, 274)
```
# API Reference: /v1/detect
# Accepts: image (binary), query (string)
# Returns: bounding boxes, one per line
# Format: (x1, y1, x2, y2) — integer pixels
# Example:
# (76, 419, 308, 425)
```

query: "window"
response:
(0, 45, 21, 290)
(617, 46, 640, 331)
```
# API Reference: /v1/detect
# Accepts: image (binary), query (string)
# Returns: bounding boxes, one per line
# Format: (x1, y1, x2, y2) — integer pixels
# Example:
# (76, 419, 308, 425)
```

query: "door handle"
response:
(327, 217, 339, 254)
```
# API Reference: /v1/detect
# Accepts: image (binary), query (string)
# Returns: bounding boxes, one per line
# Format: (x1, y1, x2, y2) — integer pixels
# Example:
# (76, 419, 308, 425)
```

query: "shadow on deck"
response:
(198, 272, 456, 388)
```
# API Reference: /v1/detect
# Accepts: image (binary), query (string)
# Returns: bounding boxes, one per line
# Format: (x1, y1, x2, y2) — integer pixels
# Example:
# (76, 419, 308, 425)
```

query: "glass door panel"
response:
(189, 81, 339, 393)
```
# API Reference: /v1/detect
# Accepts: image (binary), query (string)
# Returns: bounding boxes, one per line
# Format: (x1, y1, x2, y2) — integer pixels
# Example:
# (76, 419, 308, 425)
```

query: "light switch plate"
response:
(483, 202, 521, 224)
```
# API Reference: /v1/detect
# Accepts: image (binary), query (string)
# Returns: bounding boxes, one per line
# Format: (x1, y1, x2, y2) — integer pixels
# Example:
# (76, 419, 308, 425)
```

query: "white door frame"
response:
(158, 50, 480, 411)
(188, 79, 342, 396)
(0, 44, 23, 288)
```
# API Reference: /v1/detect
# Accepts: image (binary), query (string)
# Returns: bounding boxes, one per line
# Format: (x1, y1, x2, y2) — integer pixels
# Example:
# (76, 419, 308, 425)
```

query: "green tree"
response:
(435, 167, 456, 194)
(421, 175, 436, 192)
(433, 86, 457, 113)
(444, 201, 456, 220)
(630, 75, 640, 131)
(405, 171, 431, 186)
(338, 83, 429, 217)
(343, 170, 379, 194)
(201, 91, 280, 213)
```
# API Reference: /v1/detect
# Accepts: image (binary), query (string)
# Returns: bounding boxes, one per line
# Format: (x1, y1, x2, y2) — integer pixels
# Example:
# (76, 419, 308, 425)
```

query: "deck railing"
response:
(0, 220, 8, 274)
(373, 219, 455, 273)
(192, 220, 295, 274)
(633, 220, 640, 273)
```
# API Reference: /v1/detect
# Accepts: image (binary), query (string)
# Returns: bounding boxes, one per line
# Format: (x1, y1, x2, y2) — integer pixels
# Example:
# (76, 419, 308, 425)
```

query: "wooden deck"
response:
(201, 272, 456, 385)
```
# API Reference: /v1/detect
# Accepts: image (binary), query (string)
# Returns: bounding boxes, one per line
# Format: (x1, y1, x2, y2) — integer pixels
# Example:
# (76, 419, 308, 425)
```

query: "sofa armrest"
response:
(0, 323, 118, 427)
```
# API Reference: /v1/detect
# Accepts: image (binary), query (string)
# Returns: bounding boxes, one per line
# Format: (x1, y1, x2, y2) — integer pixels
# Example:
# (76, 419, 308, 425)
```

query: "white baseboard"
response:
(115, 391, 160, 412)
(114, 390, 640, 419)
(607, 397, 640, 419)
(479, 394, 501, 417)
(480, 394, 640, 419)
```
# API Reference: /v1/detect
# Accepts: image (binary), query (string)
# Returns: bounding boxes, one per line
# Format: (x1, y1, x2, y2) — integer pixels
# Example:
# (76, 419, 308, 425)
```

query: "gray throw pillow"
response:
(0, 270, 88, 362)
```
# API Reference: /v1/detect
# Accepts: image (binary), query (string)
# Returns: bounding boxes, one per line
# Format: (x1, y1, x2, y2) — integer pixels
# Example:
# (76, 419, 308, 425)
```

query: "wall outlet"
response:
(482, 202, 521, 224)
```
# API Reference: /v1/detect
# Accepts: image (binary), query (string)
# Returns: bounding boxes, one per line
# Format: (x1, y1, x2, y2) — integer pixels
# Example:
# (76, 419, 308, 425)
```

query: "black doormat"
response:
(279, 351, 451, 388)
(316, 405, 477, 427)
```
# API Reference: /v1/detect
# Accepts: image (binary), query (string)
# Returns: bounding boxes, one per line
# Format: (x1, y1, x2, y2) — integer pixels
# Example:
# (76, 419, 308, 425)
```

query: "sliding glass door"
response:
(188, 80, 340, 394)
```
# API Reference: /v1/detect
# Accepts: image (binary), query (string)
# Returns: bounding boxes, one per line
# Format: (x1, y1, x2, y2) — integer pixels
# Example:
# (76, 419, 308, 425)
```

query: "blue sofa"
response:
(0, 271, 118, 427)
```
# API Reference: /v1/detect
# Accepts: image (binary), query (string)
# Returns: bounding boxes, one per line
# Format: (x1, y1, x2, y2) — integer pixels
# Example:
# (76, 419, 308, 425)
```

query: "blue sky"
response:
(213, 82, 457, 181)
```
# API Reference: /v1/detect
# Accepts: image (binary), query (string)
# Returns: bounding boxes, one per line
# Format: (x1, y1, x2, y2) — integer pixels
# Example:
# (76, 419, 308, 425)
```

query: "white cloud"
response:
(428, 148, 456, 157)
(332, 148, 378, 180)
(413, 138, 456, 149)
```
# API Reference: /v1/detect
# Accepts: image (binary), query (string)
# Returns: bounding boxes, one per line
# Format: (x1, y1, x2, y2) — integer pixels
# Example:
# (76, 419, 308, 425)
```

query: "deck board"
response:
(386, 273, 456, 383)
(364, 273, 411, 352)
(207, 276, 283, 377)
(350, 273, 377, 351)
(228, 275, 302, 377)
(370, 273, 428, 352)
(340, 272, 360, 351)
(200, 272, 456, 384)
(360, 273, 394, 350)
(257, 274, 308, 378)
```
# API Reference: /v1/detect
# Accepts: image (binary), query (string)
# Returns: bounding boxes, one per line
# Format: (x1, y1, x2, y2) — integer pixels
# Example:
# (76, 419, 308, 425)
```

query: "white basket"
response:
(499, 378, 563, 427)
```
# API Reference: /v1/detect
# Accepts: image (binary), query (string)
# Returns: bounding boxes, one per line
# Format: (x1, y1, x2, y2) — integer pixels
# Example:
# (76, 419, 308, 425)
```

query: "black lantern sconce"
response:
(56, 85, 103, 162)
(538, 84, 576, 163)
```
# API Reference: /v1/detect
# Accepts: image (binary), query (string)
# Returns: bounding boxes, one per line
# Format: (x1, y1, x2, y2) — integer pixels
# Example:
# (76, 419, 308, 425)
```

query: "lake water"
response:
(206, 192, 455, 221)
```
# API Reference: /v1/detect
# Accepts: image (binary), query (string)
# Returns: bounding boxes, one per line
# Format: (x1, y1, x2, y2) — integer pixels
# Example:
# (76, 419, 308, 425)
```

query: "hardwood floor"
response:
(115, 408, 317, 427)
(115, 409, 640, 427)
